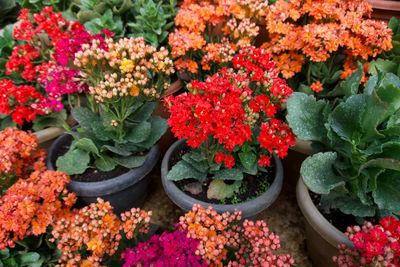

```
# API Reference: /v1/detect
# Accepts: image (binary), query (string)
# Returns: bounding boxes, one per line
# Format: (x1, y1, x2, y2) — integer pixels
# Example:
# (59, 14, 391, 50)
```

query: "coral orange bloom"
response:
(310, 81, 324, 93)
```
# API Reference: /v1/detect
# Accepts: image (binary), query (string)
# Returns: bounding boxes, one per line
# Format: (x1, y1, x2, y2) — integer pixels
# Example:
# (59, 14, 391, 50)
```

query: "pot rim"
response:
(46, 133, 160, 197)
(296, 177, 353, 248)
(161, 139, 283, 218)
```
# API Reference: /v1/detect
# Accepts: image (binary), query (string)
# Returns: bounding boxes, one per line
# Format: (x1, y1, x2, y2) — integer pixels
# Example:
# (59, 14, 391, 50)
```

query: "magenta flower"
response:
(122, 230, 206, 267)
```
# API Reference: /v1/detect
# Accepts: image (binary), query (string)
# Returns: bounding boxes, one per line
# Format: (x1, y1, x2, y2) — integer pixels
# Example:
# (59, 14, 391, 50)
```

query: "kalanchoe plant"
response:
(65, 0, 177, 46)
(123, 204, 295, 267)
(286, 72, 400, 220)
(263, 0, 393, 96)
(56, 37, 174, 175)
(165, 48, 294, 200)
(334, 217, 400, 266)
(0, 8, 89, 130)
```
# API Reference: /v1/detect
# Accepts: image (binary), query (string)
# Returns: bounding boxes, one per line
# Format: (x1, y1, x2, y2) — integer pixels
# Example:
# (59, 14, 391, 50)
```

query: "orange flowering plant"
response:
(262, 0, 393, 97)
(169, 0, 270, 79)
(0, 128, 46, 192)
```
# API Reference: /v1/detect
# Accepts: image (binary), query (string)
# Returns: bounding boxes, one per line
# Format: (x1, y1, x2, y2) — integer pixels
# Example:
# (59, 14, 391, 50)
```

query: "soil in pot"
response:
(170, 145, 275, 205)
(53, 139, 147, 182)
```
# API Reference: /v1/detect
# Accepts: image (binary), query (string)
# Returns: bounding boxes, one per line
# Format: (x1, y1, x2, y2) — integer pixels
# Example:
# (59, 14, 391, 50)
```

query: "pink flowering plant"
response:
(165, 47, 295, 201)
(55, 37, 174, 176)
(123, 204, 294, 267)
(334, 217, 400, 266)
(0, 7, 90, 130)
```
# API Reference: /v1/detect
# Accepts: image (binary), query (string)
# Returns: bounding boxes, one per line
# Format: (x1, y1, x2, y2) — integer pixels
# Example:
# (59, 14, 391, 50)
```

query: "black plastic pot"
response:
(161, 139, 284, 218)
(46, 133, 160, 214)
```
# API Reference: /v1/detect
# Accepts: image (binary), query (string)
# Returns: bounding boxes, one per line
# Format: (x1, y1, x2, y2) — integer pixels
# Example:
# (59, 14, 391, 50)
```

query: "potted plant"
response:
(168, 0, 269, 80)
(0, 8, 95, 147)
(286, 72, 400, 267)
(122, 205, 295, 266)
(46, 36, 174, 212)
(334, 216, 400, 266)
(161, 47, 295, 218)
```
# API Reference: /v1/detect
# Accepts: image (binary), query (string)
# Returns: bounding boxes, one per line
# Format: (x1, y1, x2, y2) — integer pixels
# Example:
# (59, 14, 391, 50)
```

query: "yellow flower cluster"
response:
(74, 37, 174, 102)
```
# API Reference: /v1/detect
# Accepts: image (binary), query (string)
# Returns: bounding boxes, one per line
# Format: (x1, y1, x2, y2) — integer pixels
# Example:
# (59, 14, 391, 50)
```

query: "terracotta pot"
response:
(34, 127, 65, 150)
(296, 178, 353, 267)
(368, 0, 400, 20)
(161, 139, 284, 218)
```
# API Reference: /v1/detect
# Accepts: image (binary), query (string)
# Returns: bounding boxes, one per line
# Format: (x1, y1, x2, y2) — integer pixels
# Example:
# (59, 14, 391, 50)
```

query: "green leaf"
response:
(18, 252, 40, 264)
(114, 155, 146, 168)
(136, 116, 167, 149)
(207, 180, 241, 200)
(72, 107, 112, 141)
(359, 158, 400, 173)
(102, 145, 132, 156)
(182, 153, 208, 173)
(238, 151, 256, 171)
(130, 102, 157, 122)
(329, 94, 366, 143)
(56, 148, 90, 175)
(75, 138, 99, 156)
(95, 155, 116, 172)
(331, 63, 363, 97)
(125, 120, 151, 143)
(301, 152, 345, 194)
(213, 168, 243, 181)
(32, 110, 67, 131)
(286, 92, 330, 142)
(373, 170, 400, 214)
(166, 160, 207, 181)
(336, 197, 375, 217)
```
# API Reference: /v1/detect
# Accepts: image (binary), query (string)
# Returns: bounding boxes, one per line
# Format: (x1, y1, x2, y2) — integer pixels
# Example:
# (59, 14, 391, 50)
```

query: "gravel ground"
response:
(143, 150, 313, 266)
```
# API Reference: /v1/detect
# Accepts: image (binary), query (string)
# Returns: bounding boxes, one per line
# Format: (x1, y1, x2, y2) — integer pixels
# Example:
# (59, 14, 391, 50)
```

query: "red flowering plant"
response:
(165, 47, 295, 201)
(334, 217, 400, 266)
(0, 7, 92, 130)
(122, 204, 295, 267)
(262, 0, 393, 97)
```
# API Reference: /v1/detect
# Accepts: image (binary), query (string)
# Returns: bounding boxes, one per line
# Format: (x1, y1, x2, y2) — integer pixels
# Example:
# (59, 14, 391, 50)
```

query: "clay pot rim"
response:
(296, 177, 353, 248)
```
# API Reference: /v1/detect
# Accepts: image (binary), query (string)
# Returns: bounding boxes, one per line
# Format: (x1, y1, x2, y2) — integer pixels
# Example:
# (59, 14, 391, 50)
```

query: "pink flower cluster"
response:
(122, 230, 206, 267)
(334, 217, 400, 266)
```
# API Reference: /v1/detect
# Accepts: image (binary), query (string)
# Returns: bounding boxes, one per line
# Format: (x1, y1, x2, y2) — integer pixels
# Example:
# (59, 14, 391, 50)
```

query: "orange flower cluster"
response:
(0, 170, 76, 250)
(263, 0, 393, 80)
(178, 205, 294, 267)
(169, 0, 268, 75)
(51, 198, 152, 266)
(0, 128, 45, 182)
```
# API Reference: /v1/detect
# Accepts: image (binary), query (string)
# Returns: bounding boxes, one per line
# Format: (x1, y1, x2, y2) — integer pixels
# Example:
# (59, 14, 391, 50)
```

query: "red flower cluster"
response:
(0, 80, 47, 125)
(2, 8, 89, 126)
(334, 217, 400, 266)
(166, 48, 295, 168)
(0, 170, 76, 250)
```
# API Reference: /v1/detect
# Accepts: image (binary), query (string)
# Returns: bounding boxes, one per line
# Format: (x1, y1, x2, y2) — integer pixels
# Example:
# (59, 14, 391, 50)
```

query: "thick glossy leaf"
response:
(136, 116, 167, 149)
(130, 102, 157, 122)
(125, 120, 151, 143)
(102, 145, 132, 156)
(75, 138, 99, 156)
(32, 110, 67, 131)
(286, 92, 329, 142)
(207, 180, 241, 200)
(182, 153, 208, 173)
(166, 160, 207, 181)
(213, 168, 243, 181)
(329, 94, 365, 143)
(238, 151, 256, 171)
(336, 197, 375, 217)
(301, 152, 345, 194)
(114, 155, 146, 168)
(56, 149, 90, 175)
(95, 155, 116, 172)
(72, 107, 112, 141)
(373, 170, 400, 214)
